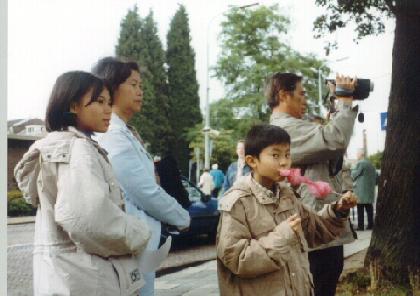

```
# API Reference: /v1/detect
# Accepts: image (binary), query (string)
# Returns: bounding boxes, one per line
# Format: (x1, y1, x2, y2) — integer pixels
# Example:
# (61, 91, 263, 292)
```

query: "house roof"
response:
(7, 118, 45, 134)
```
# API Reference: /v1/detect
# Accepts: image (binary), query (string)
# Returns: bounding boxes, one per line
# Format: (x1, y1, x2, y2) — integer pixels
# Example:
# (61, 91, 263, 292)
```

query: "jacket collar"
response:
(110, 112, 129, 129)
(235, 175, 283, 205)
(270, 111, 294, 122)
(67, 126, 109, 161)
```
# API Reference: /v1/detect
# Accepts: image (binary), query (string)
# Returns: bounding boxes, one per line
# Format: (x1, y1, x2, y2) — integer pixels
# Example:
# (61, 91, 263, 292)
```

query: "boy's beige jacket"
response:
(14, 127, 151, 296)
(216, 175, 348, 296)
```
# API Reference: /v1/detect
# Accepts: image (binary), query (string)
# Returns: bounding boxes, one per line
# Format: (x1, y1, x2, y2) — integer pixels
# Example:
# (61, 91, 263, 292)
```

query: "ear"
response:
(277, 90, 289, 103)
(245, 155, 258, 170)
(69, 102, 79, 113)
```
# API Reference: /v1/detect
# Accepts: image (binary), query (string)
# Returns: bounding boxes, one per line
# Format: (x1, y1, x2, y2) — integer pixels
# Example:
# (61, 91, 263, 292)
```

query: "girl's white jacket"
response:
(14, 127, 151, 296)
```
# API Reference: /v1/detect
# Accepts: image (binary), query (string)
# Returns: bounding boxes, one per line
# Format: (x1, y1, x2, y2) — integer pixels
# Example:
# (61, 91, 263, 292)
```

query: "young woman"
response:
(14, 71, 150, 296)
(93, 57, 190, 296)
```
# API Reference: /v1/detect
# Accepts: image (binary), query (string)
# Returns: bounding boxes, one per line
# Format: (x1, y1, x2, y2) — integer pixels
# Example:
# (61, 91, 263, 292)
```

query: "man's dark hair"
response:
(265, 72, 302, 110)
(92, 56, 140, 97)
(245, 124, 290, 157)
(45, 71, 107, 132)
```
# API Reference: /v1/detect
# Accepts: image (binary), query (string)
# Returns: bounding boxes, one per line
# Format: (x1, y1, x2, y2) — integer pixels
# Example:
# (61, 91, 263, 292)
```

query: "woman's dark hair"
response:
(265, 72, 302, 110)
(92, 56, 140, 97)
(245, 124, 290, 157)
(45, 71, 107, 132)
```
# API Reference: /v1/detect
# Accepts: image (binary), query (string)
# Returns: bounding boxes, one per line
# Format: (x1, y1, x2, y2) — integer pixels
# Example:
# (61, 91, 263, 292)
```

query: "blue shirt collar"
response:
(111, 112, 129, 130)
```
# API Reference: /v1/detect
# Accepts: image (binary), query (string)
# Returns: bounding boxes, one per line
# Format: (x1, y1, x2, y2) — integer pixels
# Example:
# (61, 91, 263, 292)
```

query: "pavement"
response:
(7, 216, 35, 225)
(154, 229, 372, 296)
(7, 217, 372, 296)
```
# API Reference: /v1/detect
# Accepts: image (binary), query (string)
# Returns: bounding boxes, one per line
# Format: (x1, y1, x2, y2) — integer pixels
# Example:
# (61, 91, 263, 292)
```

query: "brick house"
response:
(7, 119, 46, 191)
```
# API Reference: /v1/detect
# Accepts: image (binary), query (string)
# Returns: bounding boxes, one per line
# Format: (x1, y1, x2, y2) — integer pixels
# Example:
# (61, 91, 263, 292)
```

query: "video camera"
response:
(325, 78, 374, 100)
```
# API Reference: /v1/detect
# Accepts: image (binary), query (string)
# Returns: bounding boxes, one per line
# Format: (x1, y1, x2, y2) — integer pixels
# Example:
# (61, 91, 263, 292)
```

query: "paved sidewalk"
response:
(155, 230, 372, 296)
(7, 216, 35, 225)
(8, 216, 372, 296)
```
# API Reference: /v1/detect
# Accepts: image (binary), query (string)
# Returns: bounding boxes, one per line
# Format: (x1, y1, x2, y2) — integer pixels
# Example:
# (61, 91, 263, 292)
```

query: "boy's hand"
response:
(287, 213, 302, 234)
(335, 191, 358, 212)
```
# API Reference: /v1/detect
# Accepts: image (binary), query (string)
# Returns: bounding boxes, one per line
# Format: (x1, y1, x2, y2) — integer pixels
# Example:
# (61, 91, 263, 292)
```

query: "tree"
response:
(313, 1, 420, 292)
(368, 151, 383, 170)
(215, 5, 329, 116)
(185, 123, 236, 172)
(135, 11, 173, 155)
(167, 5, 202, 174)
(116, 7, 172, 156)
(209, 5, 330, 167)
(116, 6, 143, 59)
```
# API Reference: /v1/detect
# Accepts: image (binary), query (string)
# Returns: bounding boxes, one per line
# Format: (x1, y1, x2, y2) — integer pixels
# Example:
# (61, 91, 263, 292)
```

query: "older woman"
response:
(93, 57, 190, 296)
(14, 71, 150, 295)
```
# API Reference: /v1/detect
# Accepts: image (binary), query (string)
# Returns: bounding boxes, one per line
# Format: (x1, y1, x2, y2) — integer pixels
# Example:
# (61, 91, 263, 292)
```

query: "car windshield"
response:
(182, 180, 202, 202)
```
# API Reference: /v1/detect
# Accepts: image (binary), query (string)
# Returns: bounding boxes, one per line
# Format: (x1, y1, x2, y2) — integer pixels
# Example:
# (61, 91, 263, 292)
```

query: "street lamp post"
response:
(203, 3, 259, 170)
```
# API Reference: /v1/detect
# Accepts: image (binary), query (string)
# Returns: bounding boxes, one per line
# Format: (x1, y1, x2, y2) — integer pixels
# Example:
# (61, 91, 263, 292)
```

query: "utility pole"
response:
(203, 3, 259, 170)
(363, 129, 368, 157)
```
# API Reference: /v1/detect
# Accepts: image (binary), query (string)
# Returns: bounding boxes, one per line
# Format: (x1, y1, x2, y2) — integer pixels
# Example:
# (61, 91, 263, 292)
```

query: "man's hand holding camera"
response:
(335, 74, 357, 104)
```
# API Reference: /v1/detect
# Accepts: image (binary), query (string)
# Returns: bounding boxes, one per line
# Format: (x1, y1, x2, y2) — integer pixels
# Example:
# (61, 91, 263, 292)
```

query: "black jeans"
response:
(308, 245, 344, 296)
(211, 187, 221, 198)
(357, 203, 374, 230)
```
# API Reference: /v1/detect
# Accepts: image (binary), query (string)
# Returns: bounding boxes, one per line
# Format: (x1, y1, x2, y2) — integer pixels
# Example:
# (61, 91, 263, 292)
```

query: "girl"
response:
(14, 71, 150, 295)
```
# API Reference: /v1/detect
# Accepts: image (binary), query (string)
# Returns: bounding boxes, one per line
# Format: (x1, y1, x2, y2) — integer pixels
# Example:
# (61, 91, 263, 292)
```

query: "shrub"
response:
(368, 151, 383, 169)
(7, 189, 23, 201)
(7, 190, 36, 217)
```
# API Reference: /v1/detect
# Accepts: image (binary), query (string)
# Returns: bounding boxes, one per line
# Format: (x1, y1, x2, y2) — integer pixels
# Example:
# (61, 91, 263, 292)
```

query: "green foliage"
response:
(7, 190, 35, 217)
(215, 4, 328, 110)
(368, 151, 383, 169)
(208, 4, 330, 166)
(116, 6, 143, 59)
(167, 5, 202, 173)
(116, 7, 173, 156)
(313, 0, 394, 53)
(210, 132, 237, 172)
(185, 124, 236, 172)
(7, 189, 23, 201)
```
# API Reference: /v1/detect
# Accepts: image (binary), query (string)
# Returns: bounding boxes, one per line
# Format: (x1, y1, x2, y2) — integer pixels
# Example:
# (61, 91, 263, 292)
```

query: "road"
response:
(8, 215, 372, 295)
(7, 223, 216, 296)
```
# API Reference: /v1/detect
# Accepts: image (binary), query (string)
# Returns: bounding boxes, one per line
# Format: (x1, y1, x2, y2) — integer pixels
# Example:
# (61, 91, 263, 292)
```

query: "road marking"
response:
(7, 243, 33, 249)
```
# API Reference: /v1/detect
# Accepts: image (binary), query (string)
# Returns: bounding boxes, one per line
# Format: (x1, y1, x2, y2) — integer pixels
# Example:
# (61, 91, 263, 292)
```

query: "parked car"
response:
(161, 177, 220, 244)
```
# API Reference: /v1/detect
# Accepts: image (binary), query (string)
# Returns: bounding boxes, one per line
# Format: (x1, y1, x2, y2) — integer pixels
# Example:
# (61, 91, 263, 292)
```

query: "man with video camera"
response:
(267, 72, 359, 296)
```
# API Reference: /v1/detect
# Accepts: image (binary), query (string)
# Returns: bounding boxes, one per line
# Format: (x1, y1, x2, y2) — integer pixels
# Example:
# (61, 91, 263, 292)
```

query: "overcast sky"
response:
(7, 0, 395, 158)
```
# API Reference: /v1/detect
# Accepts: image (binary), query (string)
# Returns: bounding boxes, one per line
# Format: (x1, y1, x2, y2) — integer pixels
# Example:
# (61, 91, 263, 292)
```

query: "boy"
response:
(216, 124, 357, 296)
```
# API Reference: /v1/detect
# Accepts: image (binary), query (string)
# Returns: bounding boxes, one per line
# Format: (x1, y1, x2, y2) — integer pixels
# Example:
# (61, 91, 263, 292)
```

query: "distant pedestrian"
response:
(14, 71, 150, 295)
(222, 140, 251, 192)
(216, 124, 358, 296)
(210, 163, 224, 197)
(351, 149, 377, 230)
(199, 169, 215, 197)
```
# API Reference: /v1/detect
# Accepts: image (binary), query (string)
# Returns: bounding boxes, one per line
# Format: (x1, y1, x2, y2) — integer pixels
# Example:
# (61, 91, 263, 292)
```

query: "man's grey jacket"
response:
(270, 100, 358, 250)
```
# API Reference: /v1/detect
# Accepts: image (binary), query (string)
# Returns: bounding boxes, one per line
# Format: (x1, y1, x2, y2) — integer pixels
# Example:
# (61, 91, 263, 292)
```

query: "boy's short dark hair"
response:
(45, 71, 107, 132)
(265, 72, 302, 110)
(245, 124, 290, 157)
(92, 56, 140, 97)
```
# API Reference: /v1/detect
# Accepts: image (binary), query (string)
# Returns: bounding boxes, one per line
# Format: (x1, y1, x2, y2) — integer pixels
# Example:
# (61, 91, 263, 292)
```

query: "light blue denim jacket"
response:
(97, 113, 190, 295)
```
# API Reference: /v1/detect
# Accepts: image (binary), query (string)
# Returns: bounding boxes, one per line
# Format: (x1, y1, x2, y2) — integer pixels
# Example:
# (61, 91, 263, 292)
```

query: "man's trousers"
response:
(308, 245, 344, 296)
